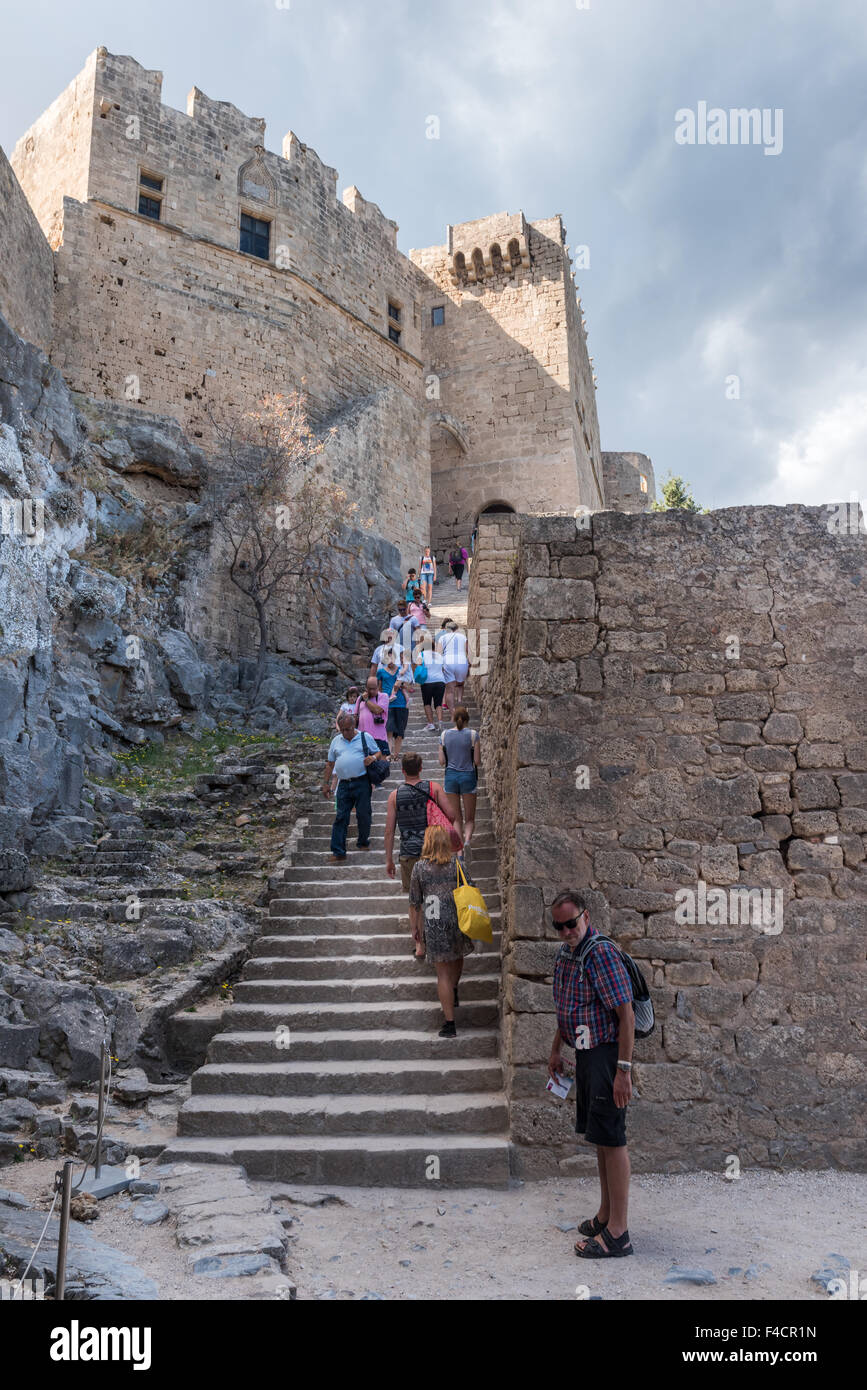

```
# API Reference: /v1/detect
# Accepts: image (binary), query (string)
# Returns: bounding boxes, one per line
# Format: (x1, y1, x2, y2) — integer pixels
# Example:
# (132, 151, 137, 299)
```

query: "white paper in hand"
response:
(546, 1071, 574, 1100)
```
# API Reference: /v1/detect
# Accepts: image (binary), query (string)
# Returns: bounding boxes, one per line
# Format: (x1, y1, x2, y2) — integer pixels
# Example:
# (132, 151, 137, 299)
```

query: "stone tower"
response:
(410, 211, 605, 555)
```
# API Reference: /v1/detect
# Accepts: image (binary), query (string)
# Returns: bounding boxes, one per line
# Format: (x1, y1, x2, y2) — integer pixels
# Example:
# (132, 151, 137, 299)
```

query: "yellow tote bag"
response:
(453, 859, 493, 942)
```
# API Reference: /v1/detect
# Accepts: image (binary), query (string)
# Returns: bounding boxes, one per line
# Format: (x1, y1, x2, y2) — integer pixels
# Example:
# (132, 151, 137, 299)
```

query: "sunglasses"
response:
(551, 912, 587, 932)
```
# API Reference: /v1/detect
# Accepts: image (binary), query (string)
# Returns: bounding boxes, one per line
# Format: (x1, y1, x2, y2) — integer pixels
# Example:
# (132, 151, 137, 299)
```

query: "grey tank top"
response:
(441, 726, 476, 773)
(395, 780, 430, 857)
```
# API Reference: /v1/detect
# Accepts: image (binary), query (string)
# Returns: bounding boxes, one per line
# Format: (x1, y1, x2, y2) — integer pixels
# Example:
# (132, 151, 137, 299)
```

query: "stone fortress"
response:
(3, 46, 653, 574)
(2, 48, 865, 1180)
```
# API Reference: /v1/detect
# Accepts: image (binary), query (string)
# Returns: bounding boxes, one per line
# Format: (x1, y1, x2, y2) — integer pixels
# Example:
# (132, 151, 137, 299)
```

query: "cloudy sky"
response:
(3, 0, 866, 511)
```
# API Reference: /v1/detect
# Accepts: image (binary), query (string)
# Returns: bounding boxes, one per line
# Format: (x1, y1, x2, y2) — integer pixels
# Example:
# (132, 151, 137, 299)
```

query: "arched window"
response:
(471, 248, 485, 281)
(507, 238, 522, 269)
(453, 251, 468, 285)
(490, 242, 504, 274)
(477, 502, 516, 522)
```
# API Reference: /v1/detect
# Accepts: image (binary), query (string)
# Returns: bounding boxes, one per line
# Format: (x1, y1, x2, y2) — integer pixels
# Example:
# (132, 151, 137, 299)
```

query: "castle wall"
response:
(12, 49, 430, 570)
(602, 450, 656, 512)
(411, 213, 604, 555)
(0, 149, 54, 353)
(471, 508, 867, 1174)
(9, 50, 95, 250)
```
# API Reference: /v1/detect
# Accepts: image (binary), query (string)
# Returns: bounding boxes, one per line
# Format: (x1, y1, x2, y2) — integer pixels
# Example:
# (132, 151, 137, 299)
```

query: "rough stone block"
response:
(763, 712, 803, 743)
(699, 844, 740, 885)
(787, 840, 844, 871)
(793, 772, 840, 810)
(522, 578, 594, 621)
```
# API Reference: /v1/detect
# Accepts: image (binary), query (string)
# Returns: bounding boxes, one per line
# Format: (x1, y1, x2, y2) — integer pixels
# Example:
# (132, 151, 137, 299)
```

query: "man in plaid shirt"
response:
(548, 889, 635, 1259)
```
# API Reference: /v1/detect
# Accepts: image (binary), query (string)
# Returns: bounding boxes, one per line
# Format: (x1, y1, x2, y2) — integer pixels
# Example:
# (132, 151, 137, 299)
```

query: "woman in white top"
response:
(440, 620, 470, 718)
(419, 547, 436, 604)
(416, 632, 447, 731)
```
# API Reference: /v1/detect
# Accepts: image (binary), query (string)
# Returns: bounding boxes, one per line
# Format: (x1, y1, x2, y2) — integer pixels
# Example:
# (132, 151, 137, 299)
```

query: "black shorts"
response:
(574, 1041, 627, 1148)
(387, 706, 409, 737)
(420, 681, 445, 709)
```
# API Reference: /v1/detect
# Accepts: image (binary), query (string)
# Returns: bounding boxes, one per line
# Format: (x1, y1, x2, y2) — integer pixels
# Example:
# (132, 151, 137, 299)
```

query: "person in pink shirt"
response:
(408, 590, 427, 624)
(354, 676, 391, 755)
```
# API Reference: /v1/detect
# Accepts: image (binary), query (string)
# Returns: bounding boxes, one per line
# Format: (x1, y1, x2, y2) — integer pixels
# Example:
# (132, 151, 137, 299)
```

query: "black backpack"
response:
(361, 733, 391, 786)
(578, 935, 655, 1038)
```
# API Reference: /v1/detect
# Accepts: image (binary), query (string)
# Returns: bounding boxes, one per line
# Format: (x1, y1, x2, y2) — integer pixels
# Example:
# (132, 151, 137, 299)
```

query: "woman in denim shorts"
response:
(438, 706, 480, 848)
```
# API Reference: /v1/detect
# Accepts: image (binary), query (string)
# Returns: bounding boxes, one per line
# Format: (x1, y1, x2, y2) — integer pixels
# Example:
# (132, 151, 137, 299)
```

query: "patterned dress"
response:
(409, 856, 476, 963)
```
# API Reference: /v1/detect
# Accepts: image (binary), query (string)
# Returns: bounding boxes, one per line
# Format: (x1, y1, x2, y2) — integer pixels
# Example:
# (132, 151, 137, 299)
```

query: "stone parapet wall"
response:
(473, 508, 867, 1176)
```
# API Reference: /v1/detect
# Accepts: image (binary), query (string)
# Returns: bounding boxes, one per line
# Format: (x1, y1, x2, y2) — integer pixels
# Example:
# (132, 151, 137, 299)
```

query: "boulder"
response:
(0, 1202, 159, 1298)
(0, 852, 32, 893)
(0, 1023, 40, 1068)
(157, 629, 208, 709)
(65, 561, 126, 621)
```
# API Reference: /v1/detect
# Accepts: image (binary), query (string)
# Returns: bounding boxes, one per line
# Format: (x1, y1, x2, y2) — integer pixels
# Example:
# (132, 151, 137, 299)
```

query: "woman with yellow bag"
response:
(408, 825, 489, 1038)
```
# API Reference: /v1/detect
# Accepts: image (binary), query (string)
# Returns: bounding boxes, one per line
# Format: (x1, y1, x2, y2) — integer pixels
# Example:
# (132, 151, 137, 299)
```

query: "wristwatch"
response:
(616, 1061, 632, 1072)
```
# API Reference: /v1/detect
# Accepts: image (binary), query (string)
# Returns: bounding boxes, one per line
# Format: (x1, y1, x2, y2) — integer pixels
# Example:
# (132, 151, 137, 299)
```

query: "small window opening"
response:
(240, 212, 271, 260)
(138, 194, 162, 221)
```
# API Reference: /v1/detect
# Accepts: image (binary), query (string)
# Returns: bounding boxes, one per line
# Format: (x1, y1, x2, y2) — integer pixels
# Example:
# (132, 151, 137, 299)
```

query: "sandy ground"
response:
(5, 1159, 863, 1300)
(269, 1169, 865, 1302)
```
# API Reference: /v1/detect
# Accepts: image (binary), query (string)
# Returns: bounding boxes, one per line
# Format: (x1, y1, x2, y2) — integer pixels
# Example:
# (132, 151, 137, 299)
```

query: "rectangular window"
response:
(139, 172, 164, 192)
(138, 194, 162, 221)
(639, 474, 648, 493)
(388, 324, 402, 345)
(240, 212, 271, 260)
(388, 300, 401, 322)
(431, 305, 445, 326)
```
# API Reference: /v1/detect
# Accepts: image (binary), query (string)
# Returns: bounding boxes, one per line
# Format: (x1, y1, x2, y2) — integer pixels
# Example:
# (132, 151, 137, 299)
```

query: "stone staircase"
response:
(162, 696, 511, 1186)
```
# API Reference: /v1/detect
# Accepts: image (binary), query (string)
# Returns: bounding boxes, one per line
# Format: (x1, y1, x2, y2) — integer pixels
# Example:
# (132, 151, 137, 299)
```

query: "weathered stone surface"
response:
(0, 1203, 159, 1298)
(700, 844, 740, 885)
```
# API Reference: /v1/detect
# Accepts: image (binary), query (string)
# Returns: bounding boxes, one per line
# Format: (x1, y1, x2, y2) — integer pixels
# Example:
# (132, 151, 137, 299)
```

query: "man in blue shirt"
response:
(322, 712, 382, 861)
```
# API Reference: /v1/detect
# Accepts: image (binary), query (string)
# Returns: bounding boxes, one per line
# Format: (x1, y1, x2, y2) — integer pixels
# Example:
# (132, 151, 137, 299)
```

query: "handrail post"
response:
(95, 1040, 106, 1179)
(55, 1160, 73, 1301)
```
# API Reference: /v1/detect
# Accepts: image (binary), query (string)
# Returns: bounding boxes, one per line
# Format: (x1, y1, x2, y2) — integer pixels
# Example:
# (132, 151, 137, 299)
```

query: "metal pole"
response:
(95, 1040, 106, 1179)
(55, 1160, 73, 1302)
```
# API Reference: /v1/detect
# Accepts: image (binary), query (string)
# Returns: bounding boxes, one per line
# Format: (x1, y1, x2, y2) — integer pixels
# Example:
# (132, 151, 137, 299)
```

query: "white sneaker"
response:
(425, 723, 436, 731)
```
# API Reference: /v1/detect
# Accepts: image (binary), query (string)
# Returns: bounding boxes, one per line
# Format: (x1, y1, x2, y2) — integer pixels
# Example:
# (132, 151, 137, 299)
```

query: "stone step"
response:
(232, 973, 501, 1004)
(297, 830, 497, 851)
(288, 851, 498, 871)
(158, 1133, 511, 1187)
(177, 1090, 509, 1138)
(265, 909, 502, 934)
(250, 931, 503, 959)
(280, 867, 499, 888)
(211, 998, 499, 1031)
(190, 1057, 504, 1097)
(244, 951, 499, 979)
(207, 1027, 500, 1063)
(270, 890, 500, 913)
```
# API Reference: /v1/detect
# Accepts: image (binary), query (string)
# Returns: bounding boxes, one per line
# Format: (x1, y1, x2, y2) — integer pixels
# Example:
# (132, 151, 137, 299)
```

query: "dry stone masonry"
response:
(470, 509, 867, 1177)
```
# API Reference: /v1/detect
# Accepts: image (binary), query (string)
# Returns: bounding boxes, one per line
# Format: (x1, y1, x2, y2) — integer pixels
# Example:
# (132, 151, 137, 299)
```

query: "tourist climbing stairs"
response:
(162, 694, 511, 1185)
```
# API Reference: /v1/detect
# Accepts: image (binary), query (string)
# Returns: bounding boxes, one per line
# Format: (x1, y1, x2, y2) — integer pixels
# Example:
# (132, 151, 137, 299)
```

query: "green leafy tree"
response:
(651, 474, 702, 513)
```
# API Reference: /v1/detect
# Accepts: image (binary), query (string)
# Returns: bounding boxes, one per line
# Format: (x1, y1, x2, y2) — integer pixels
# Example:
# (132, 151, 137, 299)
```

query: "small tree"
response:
(651, 474, 703, 513)
(205, 391, 361, 696)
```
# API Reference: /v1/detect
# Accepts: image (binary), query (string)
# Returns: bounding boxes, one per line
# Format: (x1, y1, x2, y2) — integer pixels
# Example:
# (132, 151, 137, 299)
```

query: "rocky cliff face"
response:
(0, 310, 397, 1122)
(0, 311, 399, 862)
